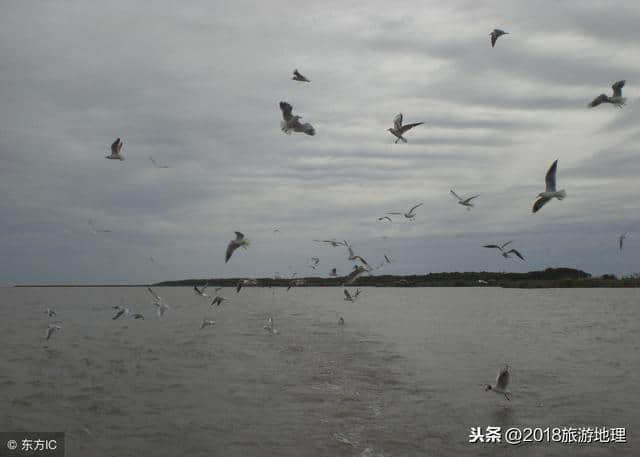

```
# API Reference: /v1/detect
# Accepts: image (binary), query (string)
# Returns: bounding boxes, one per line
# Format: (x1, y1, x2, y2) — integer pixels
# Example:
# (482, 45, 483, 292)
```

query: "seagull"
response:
(307, 257, 320, 269)
(387, 113, 424, 143)
(226, 231, 249, 263)
(263, 316, 279, 335)
(194, 284, 210, 297)
(450, 189, 480, 211)
(484, 241, 525, 260)
(286, 278, 304, 291)
(279, 101, 316, 136)
(387, 203, 423, 220)
(106, 138, 124, 161)
(88, 219, 111, 234)
(329, 268, 338, 277)
(343, 264, 368, 285)
(210, 294, 227, 306)
(589, 80, 626, 108)
(292, 69, 310, 82)
(344, 241, 370, 268)
(130, 313, 145, 320)
(112, 305, 130, 320)
(343, 288, 361, 302)
(153, 301, 169, 316)
(200, 319, 216, 330)
(44, 308, 56, 317)
(147, 287, 162, 303)
(313, 239, 346, 247)
(149, 156, 170, 168)
(485, 364, 511, 400)
(46, 323, 62, 340)
(532, 159, 566, 213)
(490, 29, 509, 47)
(384, 254, 392, 264)
(378, 216, 392, 222)
(619, 232, 629, 251)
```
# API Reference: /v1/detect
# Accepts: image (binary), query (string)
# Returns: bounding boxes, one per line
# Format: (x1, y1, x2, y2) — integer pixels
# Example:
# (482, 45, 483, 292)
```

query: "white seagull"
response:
(344, 241, 370, 268)
(112, 305, 130, 320)
(490, 29, 509, 47)
(200, 319, 216, 330)
(194, 283, 210, 297)
(532, 159, 566, 213)
(149, 156, 171, 168)
(378, 216, 392, 222)
(226, 231, 249, 263)
(485, 364, 511, 400)
(46, 323, 62, 340)
(88, 219, 111, 234)
(450, 189, 480, 211)
(106, 138, 124, 161)
(484, 241, 525, 260)
(210, 294, 227, 306)
(292, 69, 310, 82)
(618, 232, 629, 251)
(343, 288, 361, 302)
(387, 113, 424, 143)
(263, 316, 279, 335)
(279, 101, 316, 136)
(387, 203, 423, 220)
(589, 80, 626, 108)
(329, 268, 338, 277)
(343, 264, 369, 285)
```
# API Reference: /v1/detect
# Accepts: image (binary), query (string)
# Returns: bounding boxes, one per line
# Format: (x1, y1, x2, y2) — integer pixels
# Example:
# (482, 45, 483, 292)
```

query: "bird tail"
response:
(556, 190, 566, 200)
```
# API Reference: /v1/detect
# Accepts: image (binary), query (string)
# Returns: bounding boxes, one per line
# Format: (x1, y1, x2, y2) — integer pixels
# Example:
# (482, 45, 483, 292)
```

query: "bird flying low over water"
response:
(279, 102, 316, 136)
(210, 294, 227, 306)
(313, 239, 346, 247)
(532, 160, 566, 213)
(292, 69, 310, 82)
(344, 241, 370, 268)
(450, 189, 480, 210)
(112, 305, 130, 320)
(387, 203, 423, 220)
(485, 364, 511, 400)
(200, 319, 216, 330)
(484, 241, 525, 260)
(588, 80, 626, 108)
(378, 216, 392, 222)
(226, 231, 249, 263)
(387, 113, 424, 143)
(343, 288, 361, 302)
(106, 138, 124, 161)
(46, 323, 62, 340)
(490, 29, 508, 47)
(194, 284, 210, 297)
(343, 264, 368, 285)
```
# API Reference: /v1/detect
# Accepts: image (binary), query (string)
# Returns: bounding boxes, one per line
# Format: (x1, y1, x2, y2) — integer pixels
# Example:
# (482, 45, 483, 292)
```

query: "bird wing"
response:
(386, 212, 403, 215)
(484, 245, 501, 250)
(501, 240, 513, 249)
(111, 138, 121, 154)
(393, 113, 403, 130)
(612, 80, 625, 98)
(296, 122, 316, 136)
(545, 160, 558, 192)
(400, 122, 424, 133)
(450, 189, 463, 201)
(491, 32, 497, 47)
(496, 366, 510, 390)
(343, 289, 352, 300)
(409, 203, 424, 214)
(464, 194, 480, 203)
(532, 196, 552, 213)
(588, 94, 607, 108)
(354, 256, 370, 268)
(225, 241, 238, 263)
(279, 102, 293, 121)
(508, 249, 525, 260)
(147, 287, 161, 301)
(347, 246, 355, 258)
(234, 231, 245, 241)
(113, 309, 125, 320)
(384, 254, 391, 263)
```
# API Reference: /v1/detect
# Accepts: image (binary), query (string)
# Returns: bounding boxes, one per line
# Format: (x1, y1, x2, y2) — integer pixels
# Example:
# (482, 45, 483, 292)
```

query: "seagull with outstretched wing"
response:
(589, 80, 626, 108)
(106, 138, 124, 161)
(485, 364, 511, 400)
(490, 29, 509, 47)
(280, 101, 316, 136)
(226, 231, 249, 263)
(387, 113, 424, 143)
(532, 160, 566, 213)
(450, 189, 480, 211)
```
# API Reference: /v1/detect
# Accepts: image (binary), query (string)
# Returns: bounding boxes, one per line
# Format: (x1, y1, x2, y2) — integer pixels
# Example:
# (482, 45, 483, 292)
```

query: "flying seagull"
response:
(343, 264, 368, 285)
(153, 301, 169, 316)
(329, 268, 338, 277)
(210, 294, 227, 306)
(387, 203, 423, 220)
(313, 239, 345, 247)
(307, 257, 320, 269)
(88, 219, 111, 234)
(263, 316, 279, 335)
(387, 113, 424, 143)
(450, 189, 480, 211)
(200, 319, 216, 330)
(588, 80, 626, 108)
(149, 156, 170, 168)
(484, 241, 525, 260)
(46, 323, 62, 340)
(279, 101, 316, 136)
(619, 232, 629, 251)
(130, 313, 145, 320)
(532, 160, 566, 213)
(343, 288, 361, 302)
(490, 29, 509, 47)
(378, 216, 392, 222)
(194, 284, 210, 297)
(112, 305, 130, 320)
(147, 287, 162, 304)
(292, 69, 310, 82)
(384, 254, 392, 264)
(226, 231, 249, 263)
(485, 364, 511, 400)
(344, 241, 370, 267)
(106, 138, 124, 161)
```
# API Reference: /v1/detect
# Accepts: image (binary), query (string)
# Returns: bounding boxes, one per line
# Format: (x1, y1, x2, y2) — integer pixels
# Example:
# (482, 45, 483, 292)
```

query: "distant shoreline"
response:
(12, 268, 640, 288)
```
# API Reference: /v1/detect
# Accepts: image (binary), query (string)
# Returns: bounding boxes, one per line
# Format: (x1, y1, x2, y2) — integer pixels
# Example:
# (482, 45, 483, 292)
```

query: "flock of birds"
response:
(40, 26, 637, 404)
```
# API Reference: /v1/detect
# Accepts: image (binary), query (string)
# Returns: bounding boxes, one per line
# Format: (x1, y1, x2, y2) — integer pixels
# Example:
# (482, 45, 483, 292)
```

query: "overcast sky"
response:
(1, 0, 639, 284)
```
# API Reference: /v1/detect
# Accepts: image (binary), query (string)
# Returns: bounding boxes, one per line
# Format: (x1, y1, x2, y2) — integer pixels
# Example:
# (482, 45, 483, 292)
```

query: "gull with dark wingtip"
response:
(226, 232, 249, 263)
(484, 241, 525, 260)
(279, 102, 315, 136)
(387, 203, 423, 220)
(450, 189, 480, 211)
(106, 138, 124, 161)
(589, 80, 626, 108)
(292, 69, 310, 82)
(387, 113, 423, 143)
(532, 160, 566, 213)
(490, 29, 508, 47)
(485, 364, 511, 400)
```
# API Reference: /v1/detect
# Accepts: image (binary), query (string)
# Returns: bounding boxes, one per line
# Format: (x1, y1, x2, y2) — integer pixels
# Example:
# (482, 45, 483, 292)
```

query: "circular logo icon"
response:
(6, 439, 18, 450)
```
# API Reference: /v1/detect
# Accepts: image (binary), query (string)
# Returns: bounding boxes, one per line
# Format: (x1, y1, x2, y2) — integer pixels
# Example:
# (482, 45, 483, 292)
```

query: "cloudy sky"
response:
(1, 0, 639, 284)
